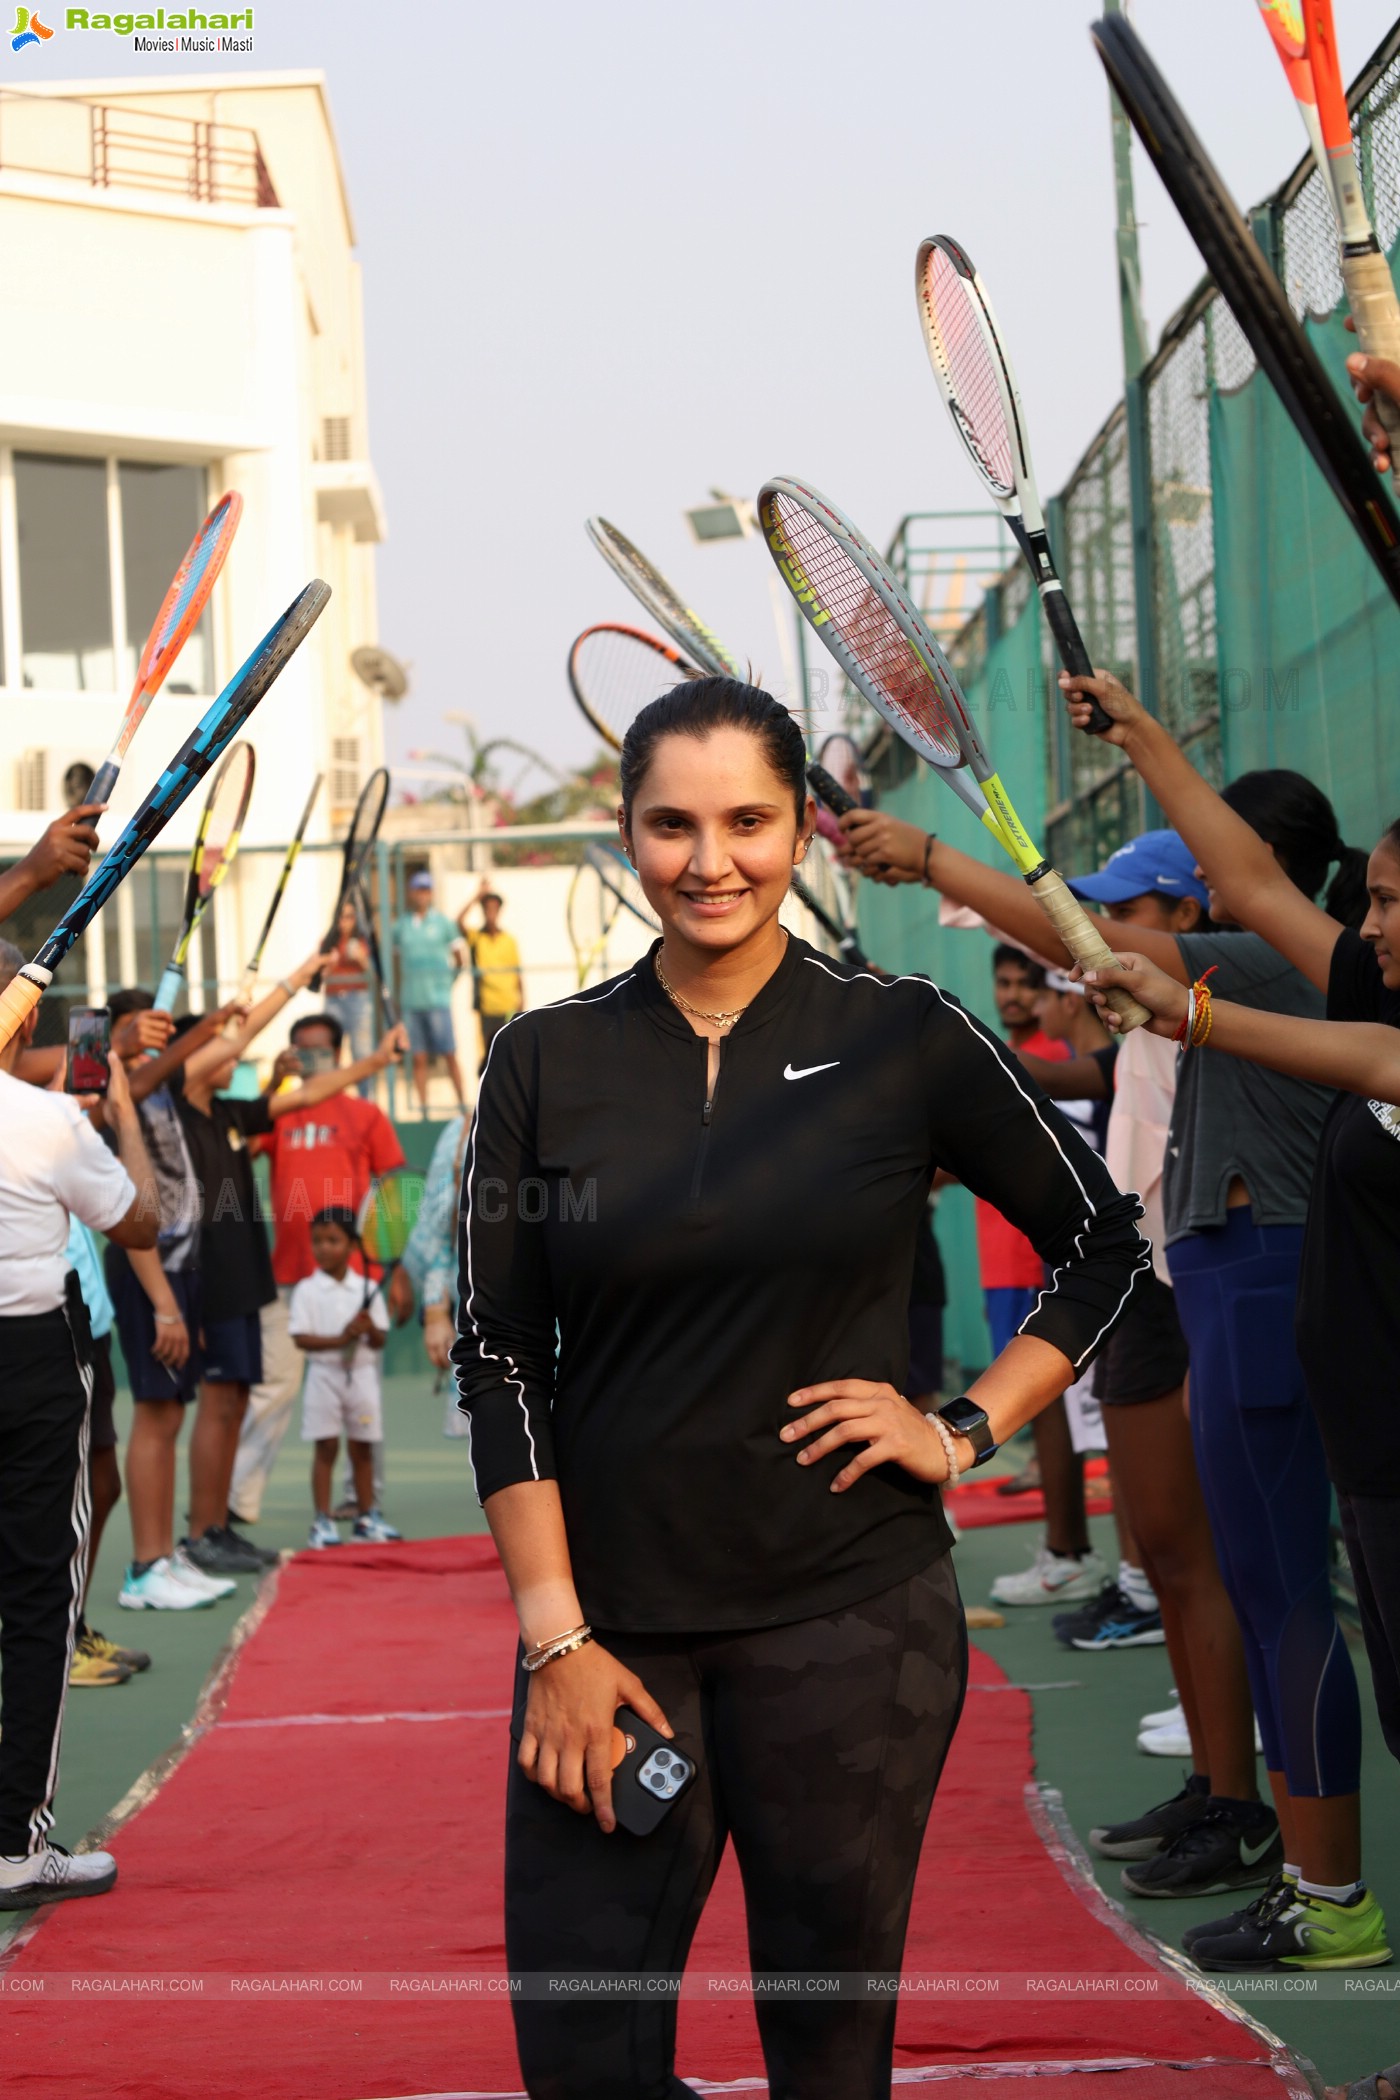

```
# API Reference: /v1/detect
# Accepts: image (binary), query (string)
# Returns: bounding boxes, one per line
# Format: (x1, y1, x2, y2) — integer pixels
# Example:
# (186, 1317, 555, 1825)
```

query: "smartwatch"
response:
(935, 1396, 997, 1469)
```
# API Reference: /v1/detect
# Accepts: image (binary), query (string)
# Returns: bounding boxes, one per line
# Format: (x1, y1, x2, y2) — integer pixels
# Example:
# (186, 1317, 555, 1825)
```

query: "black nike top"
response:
(452, 936, 1149, 1633)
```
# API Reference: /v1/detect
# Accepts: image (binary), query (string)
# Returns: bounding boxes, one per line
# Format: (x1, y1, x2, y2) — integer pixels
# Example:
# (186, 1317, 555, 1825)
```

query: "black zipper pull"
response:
(702, 1097, 713, 1125)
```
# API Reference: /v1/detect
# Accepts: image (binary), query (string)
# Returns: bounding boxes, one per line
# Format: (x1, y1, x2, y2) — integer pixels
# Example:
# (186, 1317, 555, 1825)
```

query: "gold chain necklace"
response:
(654, 932, 786, 1031)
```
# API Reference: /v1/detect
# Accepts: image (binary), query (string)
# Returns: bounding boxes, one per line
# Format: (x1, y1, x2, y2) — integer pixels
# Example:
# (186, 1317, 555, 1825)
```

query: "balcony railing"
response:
(0, 90, 278, 209)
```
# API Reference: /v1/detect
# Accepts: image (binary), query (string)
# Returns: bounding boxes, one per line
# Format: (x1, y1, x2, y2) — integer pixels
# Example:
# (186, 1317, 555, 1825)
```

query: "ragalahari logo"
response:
(11, 5, 54, 48)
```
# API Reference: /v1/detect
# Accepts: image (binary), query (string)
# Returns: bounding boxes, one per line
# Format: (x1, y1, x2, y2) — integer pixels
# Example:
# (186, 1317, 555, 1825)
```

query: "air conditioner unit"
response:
(329, 734, 362, 812)
(13, 747, 102, 814)
(322, 415, 354, 463)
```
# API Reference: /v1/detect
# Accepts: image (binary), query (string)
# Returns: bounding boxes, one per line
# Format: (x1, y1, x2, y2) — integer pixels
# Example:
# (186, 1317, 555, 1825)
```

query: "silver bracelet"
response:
(522, 1628, 593, 1674)
(923, 1411, 961, 1489)
(277, 977, 296, 998)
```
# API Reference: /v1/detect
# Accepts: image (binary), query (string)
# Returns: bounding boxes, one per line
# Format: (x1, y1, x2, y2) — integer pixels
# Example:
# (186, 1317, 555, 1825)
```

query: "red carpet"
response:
(0, 1538, 1309, 2099)
(951, 1457, 1114, 1531)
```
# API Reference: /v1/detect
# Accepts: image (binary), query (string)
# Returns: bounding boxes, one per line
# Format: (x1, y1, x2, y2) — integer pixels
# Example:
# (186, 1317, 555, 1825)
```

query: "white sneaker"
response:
(308, 1515, 340, 1549)
(0, 1842, 117, 1910)
(119, 1556, 216, 1611)
(1140, 1692, 1183, 1731)
(168, 1548, 236, 1601)
(1139, 1714, 1264, 1757)
(352, 1508, 403, 1543)
(990, 1545, 1107, 1607)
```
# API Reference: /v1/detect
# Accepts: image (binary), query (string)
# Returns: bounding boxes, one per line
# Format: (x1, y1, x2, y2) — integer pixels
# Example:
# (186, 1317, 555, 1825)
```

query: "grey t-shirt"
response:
(1163, 931, 1332, 1244)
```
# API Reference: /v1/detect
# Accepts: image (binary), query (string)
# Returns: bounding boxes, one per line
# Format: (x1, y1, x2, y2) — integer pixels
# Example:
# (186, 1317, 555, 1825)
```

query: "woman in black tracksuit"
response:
(453, 679, 1149, 2100)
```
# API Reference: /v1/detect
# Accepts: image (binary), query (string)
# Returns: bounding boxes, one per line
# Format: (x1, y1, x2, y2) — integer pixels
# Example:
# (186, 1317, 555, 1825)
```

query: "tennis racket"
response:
(153, 739, 256, 1016)
(1256, 0, 1400, 484)
(313, 765, 391, 1000)
(242, 772, 322, 991)
(0, 580, 330, 1051)
(807, 761, 891, 874)
(568, 622, 699, 753)
(759, 477, 1151, 1030)
(349, 1168, 424, 1339)
(566, 854, 623, 987)
(584, 842, 660, 933)
(790, 860, 869, 969)
(916, 236, 1113, 734)
(1092, 14, 1400, 608)
(585, 518, 743, 679)
(354, 872, 399, 1032)
(89, 492, 243, 809)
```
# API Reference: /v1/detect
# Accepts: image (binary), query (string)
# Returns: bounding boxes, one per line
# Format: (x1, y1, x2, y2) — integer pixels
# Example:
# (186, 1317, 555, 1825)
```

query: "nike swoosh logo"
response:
(1240, 1831, 1277, 1866)
(783, 1061, 840, 1081)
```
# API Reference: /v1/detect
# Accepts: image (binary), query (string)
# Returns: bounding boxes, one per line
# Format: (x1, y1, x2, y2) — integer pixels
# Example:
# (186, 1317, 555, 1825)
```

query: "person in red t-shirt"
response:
(230, 1011, 411, 1524)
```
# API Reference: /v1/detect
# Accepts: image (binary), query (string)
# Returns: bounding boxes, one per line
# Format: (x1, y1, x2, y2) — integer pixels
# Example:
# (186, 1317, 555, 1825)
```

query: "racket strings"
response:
(154, 520, 233, 658)
(197, 744, 255, 896)
(571, 629, 693, 742)
(768, 496, 963, 765)
(922, 249, 1016, 494)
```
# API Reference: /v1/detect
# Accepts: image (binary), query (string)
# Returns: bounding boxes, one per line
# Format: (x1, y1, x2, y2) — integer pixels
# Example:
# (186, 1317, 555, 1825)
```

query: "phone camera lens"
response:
(653, 1750, 671, 1766)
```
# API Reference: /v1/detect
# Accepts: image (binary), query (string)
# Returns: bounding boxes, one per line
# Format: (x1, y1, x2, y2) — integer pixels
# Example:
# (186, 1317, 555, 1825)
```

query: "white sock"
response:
(1283, 1860, 1302, 1883)
(1118, 1561, 1156, 1613)
(1298, 1877, 1363, 1905)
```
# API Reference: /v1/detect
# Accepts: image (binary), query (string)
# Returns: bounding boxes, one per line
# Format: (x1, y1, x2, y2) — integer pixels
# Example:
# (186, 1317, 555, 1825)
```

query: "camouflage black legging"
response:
(504, 1551, 967, 2100)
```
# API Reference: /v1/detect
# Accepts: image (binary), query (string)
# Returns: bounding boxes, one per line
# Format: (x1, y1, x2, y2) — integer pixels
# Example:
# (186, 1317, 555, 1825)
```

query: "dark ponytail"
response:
(1220, 768, 1369, 929)
(619, 676, 808, 825)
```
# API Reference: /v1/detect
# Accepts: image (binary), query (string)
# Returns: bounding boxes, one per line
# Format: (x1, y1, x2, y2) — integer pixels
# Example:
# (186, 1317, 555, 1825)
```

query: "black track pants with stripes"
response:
(504, 1552, 968, 2100)
(0, 1306, 92, 1858)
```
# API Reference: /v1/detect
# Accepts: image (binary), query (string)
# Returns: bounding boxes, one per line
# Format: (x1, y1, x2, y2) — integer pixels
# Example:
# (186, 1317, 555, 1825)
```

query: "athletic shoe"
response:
(1140, 1714, 1264, 1758)
(308, 1515, 341, 1549)
(352, 1508, 403, 1543)
(989, 1545, 1106, 1607)
(0, 1843, 117, 1910)
(82, 1626, 151, 1674)
(67, 1639, 131, 1689)
(1182, 1870, 1299, 1957)
(221, 1517, 281, 1566)
(1090, 1776, 1212, 1860)
(1140, 1692, 1183, 1731)
(119, 1557, 217, 1611)
(181, 1527, 266, 1576)
(1053, 1581, 1135, 1647)
(168, 1549, 236, 1602)
(1071, 1596, 1165, 1650)
(1121, 1801, 1282, 1899)
(1192, 1883, 1391, 1972)
(996, 1457, 1042, 1497)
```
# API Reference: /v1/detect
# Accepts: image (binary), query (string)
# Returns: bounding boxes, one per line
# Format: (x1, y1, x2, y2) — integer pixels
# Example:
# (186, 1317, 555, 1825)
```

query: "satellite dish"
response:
(351, 645, 410, 702)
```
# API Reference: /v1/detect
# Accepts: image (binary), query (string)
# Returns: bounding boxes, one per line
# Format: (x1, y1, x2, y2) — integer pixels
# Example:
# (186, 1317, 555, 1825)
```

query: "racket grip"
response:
(1040, 585, 1114, 736)
(0, 969, 48, 1054)
(1340, 248, 1400, 496)
(1026, 871, 1152, 1034)
(88, 758, 119, 807)
(806, 764, 858, 818)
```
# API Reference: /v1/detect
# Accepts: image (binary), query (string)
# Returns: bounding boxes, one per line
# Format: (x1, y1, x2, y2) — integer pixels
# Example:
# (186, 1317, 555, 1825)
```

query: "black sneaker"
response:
(1053, 1582, 1128, 1648)
(181, 1528, 267, 1576)
(215, 1524, 279, 1569)
(1121, 1801, 1282, 1899)
(1071, 1597, 1165, 1651)
(1089, 1775, 1211, 1860)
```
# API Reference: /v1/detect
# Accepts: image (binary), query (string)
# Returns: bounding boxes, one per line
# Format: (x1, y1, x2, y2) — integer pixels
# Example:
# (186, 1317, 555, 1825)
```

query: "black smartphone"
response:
(609, 1707, 697, 1836)
(66, 1007, 111, 1096)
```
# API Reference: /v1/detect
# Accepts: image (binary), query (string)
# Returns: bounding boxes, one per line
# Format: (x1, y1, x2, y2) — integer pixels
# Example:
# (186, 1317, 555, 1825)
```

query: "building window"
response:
(119, 462, 213, 694)
(15, 452, 113, 692)
(1, 449, 214, 696)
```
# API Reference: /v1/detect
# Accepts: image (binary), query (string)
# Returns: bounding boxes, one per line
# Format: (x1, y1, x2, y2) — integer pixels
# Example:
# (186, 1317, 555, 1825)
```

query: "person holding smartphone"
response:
(454, 678, 1148, 2100)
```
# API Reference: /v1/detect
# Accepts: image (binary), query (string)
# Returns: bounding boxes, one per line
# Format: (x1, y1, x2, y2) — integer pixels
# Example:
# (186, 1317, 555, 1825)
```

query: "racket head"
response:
(585, 518, 741, 680)
(340, 767, 391, 895)
(567, 622, 699, 752)
(27, 579, 330, 982)
(117, 493, 242, 761)
(1091, 14, 1400, 603)
(357, 1168, 424, 1268)
(916, 235, 1033, 519)
(193, 739, 256, 901)
(582, 842, 660, 932)
(1257, 0, 1307, 61)
(758, 477, 983, 775)
(566, 854, 624, 985)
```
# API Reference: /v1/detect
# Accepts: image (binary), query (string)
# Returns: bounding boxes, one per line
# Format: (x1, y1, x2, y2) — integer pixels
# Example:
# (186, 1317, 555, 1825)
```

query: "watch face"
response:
(941, 1399, 987, 1434)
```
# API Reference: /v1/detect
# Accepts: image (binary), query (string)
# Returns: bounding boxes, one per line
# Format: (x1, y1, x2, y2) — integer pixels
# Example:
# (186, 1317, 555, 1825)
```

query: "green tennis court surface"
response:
(19, 1377, 1399, 2093)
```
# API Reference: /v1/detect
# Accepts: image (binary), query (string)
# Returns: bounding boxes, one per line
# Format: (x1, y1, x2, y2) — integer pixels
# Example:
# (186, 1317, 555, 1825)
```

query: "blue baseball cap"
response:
(1067, 829, 1209, 907)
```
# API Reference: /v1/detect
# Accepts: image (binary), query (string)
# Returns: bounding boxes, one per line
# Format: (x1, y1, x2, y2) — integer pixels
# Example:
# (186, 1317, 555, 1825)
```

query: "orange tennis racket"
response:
(89, 491, 243, 810)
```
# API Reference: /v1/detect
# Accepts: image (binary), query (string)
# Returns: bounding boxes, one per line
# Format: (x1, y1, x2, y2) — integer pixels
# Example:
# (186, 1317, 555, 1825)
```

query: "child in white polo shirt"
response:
(290, 1207, 401, 1547)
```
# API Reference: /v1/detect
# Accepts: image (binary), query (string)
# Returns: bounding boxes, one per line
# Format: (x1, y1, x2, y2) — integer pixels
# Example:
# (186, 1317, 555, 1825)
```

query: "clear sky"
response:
(29, 0, 1400, 788)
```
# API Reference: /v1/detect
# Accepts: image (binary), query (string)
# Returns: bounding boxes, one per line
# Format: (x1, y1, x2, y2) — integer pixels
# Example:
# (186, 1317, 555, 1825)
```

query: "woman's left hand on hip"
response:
(781, 1381, 947, 1492)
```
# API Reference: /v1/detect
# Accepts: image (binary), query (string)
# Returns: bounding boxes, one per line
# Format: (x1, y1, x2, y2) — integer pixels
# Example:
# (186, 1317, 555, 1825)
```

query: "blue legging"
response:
(1168, 1207, 1360, 1799)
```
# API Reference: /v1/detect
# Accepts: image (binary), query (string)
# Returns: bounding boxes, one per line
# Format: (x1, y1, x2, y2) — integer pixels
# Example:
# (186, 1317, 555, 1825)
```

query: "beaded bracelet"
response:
(923, 1411, 961, 1490)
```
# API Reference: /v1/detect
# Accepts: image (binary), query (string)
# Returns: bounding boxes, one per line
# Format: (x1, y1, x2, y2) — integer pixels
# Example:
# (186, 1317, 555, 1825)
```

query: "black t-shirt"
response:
(1296, 927, 1400, 1497)
(175, 1092, 276, 1324)
(453, 937, 1149, 1632)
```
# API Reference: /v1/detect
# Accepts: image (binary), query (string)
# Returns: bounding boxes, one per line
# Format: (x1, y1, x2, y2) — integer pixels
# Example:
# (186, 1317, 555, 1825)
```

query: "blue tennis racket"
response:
(0, 580, 330, 1052)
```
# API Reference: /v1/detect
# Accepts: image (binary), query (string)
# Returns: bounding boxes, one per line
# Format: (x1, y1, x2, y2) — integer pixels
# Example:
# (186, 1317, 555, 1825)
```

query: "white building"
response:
(0, 71, 389, 1029)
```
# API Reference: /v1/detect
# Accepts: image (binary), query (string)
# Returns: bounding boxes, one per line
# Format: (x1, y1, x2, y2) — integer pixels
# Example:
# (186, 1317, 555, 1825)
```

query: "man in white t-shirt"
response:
(0, 940, 159, 1910)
